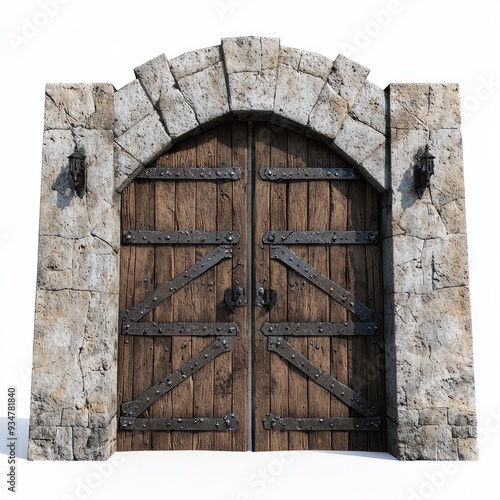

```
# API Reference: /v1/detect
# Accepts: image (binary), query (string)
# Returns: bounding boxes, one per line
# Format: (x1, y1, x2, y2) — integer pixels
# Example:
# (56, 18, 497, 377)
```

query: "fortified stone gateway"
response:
(29, 36, 477, 460)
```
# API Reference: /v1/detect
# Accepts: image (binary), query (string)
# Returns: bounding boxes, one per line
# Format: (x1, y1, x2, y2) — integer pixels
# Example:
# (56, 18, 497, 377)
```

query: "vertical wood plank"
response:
(365, 184, 385, 452)
(286, 130, 309, 451)
(231, 122, 249, 451)
(170, 137, 197, 451)
(306, 139, 332, 450)
(150, 153, 176, 451)
(252, 122, 271, 452)
(268, 124, 289, 452)
(329, 171, 350, 450)
(192, 129, 217, 451)
(117, 184, 136, 452)
(213, 123, 233, 451)
(131, 179, 155, 451)
(347, 179, 368, 451)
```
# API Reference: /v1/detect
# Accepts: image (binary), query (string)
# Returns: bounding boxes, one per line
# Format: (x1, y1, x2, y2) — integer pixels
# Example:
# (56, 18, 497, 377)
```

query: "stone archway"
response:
(29, 36, 477, 461)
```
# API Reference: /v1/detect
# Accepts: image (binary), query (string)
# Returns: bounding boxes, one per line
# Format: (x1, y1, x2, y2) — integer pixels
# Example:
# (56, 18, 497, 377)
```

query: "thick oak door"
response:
(117, 122, 385, 452)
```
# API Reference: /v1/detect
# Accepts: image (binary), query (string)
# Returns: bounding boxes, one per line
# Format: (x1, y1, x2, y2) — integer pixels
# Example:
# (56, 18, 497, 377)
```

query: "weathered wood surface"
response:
(118, 122, 384, 452)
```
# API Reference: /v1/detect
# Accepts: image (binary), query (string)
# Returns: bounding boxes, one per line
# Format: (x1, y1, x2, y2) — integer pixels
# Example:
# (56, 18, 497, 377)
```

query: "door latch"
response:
(224, 286, 247, 313)
(255, 285, 277, 311)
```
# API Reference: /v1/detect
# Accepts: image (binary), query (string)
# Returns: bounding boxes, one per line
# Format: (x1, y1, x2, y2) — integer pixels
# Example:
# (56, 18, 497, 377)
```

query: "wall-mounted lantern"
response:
(68, 147, 86, 197)
(416, 145, 435, 198)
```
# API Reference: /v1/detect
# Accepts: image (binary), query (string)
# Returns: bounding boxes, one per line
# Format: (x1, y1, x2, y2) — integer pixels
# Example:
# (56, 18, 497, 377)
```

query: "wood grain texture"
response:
(117, 121, 384, 452)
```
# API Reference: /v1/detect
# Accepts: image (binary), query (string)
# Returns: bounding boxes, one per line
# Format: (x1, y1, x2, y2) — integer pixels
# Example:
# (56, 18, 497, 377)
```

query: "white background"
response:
(1, 0, 499, 499)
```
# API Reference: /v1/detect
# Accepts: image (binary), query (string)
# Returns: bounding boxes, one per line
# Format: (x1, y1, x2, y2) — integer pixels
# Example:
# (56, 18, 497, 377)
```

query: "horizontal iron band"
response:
(262, 414, 381, 431)
(123, 230, 239, 245)
(259, 167, 361, 181)
(121, 413, 239, 431)
(261, 322, 379, 337)
(123, 322, 239, 336)
(263, 230, 378, 245)
(137, 167, 241, 181)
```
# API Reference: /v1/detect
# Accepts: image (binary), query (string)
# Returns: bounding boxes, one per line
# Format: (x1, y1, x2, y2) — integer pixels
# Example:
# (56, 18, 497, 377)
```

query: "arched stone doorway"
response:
(29, 37, 477, 460)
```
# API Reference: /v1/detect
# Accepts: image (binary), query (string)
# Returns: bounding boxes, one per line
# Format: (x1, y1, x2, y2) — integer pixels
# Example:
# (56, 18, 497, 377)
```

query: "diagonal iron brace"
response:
(125, 245, 232, 322)
(267, 336, 380, 417)
(121, 336, 232, 418)
(270, 245, 375, 321)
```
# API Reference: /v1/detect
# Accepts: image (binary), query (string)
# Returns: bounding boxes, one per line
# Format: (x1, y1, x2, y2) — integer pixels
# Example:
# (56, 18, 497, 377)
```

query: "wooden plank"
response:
(286, 130, 309, 451)
(329, 172, 350, 450)
(213, 123, 233, 451)
(150, 151, 176, 451)
(192, 128, 217, 451)
(231, 122, 249, 451)
(170, 137, 197, 451)
(117, 184, 136, 452)
(347, 178, 369, 451)
(268, 124, 289, 452)
(306, 139, 332, 451)
(252, 122, 272, 452)
(365, 183, 386, 452)
(131, 179, 156, 451)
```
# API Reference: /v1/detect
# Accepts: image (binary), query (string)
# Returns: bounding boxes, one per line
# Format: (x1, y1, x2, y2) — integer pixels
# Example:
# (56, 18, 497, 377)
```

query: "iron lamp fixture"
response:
(68, 147, 86, 197)
(416, 145, 435, 198)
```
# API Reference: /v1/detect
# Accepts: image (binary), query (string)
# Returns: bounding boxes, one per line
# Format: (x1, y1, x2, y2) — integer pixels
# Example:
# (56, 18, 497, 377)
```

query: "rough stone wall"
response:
(29, 36, 477, 460)
(385, 84, 477, 460)
(28, 84, 120, 460)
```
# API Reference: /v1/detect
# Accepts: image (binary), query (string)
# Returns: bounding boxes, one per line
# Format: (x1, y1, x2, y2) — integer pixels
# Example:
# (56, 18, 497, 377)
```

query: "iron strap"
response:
(137, 167, 241, 181)
(123, 230, 239, 245)
(263, 230, 378, 245)
(122, 321, 239, 336)
(270, 245, 376, 321)
(121, 413, 239, 431)
(121, 337, 232, 418)
(262, 414, 381, 431)
(125, 245, 232, 322)
(261, 322, 379, 336)
(268, 336, 380, 417)
(259, 167, 361, 181)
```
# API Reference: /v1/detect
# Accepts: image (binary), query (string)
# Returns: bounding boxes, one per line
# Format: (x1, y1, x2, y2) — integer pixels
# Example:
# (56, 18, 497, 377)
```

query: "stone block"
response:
(418, 408, 448, 426)
(134, 53, 176, 104)
(359, 144, 389, 192)
(157, 87, 200, 139)
(174, 61, 230, 127)
(222, 36, 280, 73)
(452, 426, 476, 439)
(115, 111, 172, 165)
(333, 115, 386, 167)
(37, 235, 73, 290)
(298, 50, 334, 80)
(134, 53, 199, 140)
(72, 237, 119, 293)
(72, 427, 113, 460)
(114, 143, 144, 193)
(227, 71, 277, 116)
(457, 438, 479, 460)
(428, 84, 461, 130)
(351, 80, 387, 135)
(44, 83, 115, 131)
(397, 200, 448, 240)
(421, 235, 469, 291)
(170, 45, 222, 80)
(389, 83, 430, 130)
(389, 234, 425, 294)
(28, 426, 73, 461)
(61, 408, 89, 427)
(114, 79, 154, 136)
(329, 55, 370, 107)
(274, 64, 326, 127)
(308, 83, 349, 141)
(448, 409, 477, 426)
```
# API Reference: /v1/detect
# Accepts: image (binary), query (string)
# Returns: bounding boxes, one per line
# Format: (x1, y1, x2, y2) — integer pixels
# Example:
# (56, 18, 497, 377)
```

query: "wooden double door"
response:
(117, 122, 385, 452)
